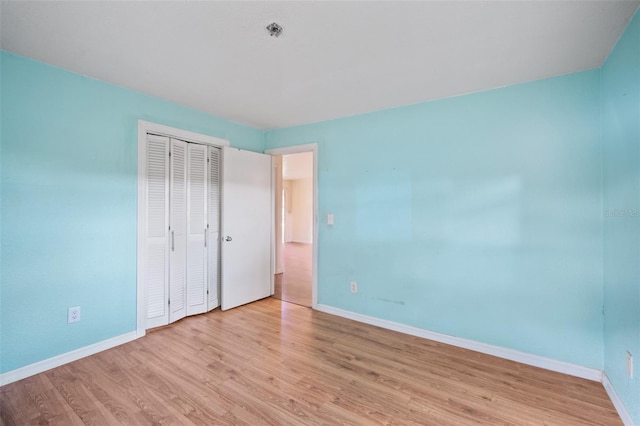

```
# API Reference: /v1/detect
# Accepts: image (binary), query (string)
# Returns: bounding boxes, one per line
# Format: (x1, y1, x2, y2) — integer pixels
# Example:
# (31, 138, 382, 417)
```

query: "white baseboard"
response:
(0, 330, 142, 386)
(603, 373, 636, 426)
(2, 305, 633, 424)
(314, 304, 603, 382)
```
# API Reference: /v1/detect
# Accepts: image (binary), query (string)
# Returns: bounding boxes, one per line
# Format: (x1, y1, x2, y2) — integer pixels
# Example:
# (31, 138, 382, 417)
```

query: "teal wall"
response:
(602, 9, 640, 424)
(267, 70, 604, 369)
(0, 52, 264, 373)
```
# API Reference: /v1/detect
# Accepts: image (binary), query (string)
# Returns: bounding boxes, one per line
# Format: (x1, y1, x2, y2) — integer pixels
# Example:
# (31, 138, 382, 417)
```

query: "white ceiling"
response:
(2, 1, 638, 130)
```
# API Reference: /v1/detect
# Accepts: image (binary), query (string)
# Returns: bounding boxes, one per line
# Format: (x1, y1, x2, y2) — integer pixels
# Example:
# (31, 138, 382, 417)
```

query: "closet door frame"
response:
(137, 120, 229, 335)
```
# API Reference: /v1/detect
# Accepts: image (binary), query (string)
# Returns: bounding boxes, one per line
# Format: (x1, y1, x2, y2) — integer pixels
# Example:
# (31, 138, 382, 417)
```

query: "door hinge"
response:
(168, 299, 170, 305)
(207, 290, 209, 295)
(169, 151, 171, 157)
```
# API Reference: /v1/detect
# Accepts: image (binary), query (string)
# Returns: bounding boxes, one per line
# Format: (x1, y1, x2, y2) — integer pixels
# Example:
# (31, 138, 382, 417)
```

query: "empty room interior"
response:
(1, 1, 640, 425)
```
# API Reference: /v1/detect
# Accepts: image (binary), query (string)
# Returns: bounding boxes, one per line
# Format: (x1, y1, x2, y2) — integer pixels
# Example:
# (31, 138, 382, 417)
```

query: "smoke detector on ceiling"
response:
(266, 22, 283, 38)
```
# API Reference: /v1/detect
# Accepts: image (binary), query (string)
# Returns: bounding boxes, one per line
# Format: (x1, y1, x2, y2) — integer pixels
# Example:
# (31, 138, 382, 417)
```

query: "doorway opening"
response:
(272, 150, 315, 307)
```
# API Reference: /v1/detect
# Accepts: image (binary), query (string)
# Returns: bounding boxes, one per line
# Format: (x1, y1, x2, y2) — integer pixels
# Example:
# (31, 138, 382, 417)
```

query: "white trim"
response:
(603, 373, 636, 426)
(265, 143, 319, 309)
(315, 304, 603, 382)
(269, 156, 276, 295)
(138, 120, 230, 148)
(0, 331, 141, 387)
(137, 120, 230, 333)
(266, 143, 317, 156)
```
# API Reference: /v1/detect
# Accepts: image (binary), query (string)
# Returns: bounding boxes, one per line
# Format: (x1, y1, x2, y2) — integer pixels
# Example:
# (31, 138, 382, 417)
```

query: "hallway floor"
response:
(274, 242, 312, 307)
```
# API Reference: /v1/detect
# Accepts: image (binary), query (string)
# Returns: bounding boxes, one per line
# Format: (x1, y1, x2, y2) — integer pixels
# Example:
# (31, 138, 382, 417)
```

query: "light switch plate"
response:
(327, 214, 334, 225)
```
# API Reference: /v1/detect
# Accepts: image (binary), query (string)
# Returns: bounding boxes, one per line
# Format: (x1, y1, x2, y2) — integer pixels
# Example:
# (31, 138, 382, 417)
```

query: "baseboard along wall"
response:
(0, 330, 142, 386)
(314, 304, 639, 424)
(1, 305, 634, 425)
(602, 373, 636, 426)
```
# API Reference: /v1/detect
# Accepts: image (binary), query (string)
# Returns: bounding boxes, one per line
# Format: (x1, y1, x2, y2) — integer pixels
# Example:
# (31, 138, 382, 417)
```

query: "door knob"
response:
(225, 236, 233, 242)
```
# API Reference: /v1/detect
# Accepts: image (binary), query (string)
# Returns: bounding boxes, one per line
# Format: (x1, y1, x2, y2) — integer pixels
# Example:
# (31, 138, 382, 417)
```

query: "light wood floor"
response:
(1, 299, 621, 425)
(274, 242, 312, 307)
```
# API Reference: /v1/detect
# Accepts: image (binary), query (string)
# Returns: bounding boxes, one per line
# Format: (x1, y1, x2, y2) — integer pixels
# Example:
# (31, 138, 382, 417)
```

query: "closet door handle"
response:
(204, 230, 207, 248)
(171, 230, 175, 252)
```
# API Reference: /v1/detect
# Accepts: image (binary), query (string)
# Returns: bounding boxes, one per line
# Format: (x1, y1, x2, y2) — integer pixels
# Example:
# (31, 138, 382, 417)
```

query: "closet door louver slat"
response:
(145, 135, 170, 328)
(208, 147, 221, 310)
(169, 139, 187, 323)
(186, 144, 208, 315)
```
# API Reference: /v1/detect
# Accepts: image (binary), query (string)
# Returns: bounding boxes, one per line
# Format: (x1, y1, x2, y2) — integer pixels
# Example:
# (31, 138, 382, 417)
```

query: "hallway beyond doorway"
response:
(274, 242, 312, 307)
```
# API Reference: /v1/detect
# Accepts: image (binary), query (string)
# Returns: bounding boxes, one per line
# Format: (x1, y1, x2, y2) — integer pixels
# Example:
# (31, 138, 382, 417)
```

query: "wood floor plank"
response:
(6, 374, 84, 426)
(45, 366, 121, 425)
(274, 242, 312, 307)
(327, 340, 613, 425)
(0, 298, 622, 425)
(63, 359, 141, 424)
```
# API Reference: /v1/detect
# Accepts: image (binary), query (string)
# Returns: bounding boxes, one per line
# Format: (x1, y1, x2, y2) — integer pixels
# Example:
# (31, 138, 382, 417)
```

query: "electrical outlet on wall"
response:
(626, 351, 633, 378)
(350, 281, 358, 293)
(68, 306, 81, 324)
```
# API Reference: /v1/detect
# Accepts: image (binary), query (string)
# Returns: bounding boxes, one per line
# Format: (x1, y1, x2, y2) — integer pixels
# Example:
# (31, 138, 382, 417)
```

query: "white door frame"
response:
(137, 120, 229, 335)
(265, 143, 319, 309)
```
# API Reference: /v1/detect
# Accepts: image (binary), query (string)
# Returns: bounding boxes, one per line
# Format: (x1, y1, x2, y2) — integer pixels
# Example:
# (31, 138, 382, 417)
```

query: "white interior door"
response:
(221, 147, 272, 310)
(186, 143, 207, 316)
(169, 139, 187, 323)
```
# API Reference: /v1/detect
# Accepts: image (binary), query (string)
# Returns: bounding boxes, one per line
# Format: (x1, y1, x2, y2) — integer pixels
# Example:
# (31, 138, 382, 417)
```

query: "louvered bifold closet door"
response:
(145, 135, 170, 328)
(186, 143, 208, 315)
(207, 147, 221, 311)
(169, 139, 188, 323)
